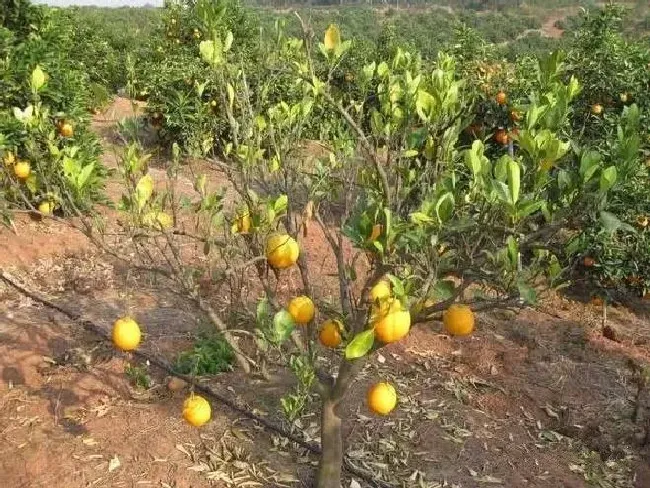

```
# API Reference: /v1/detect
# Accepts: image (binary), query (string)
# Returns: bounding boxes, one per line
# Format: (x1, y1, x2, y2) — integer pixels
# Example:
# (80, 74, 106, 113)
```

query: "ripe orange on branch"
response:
(14, 161, 30, 180)
(443, 304, 475, 336)
(60, 122, 74, 138)
(373, 308, 411, 344)
(319, 319, 343, 348)
(591, 104, 603, 115)
(495, 91, 507, 105)
(265, 234, 299, 269)
(288, 296, 315, 325)
(367, 382, 397, 415)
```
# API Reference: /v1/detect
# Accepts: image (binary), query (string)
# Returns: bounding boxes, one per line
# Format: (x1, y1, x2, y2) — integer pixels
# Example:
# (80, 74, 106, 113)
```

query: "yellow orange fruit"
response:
(288, 295, 315, 325)
(637, 215, 649, 228)
(266, 234, 299, 269)
(319, 319, 342, 348)
(371, 296, 402, 319)
(442, 304, 475, 337)
(38, 201, 54, 215)
(495, 91, 507, 105)
(183, 394, 211, 427)
(591, 104, 603, 115)
(112, 317, 141, 351)
(369, 280, 391, 303)
(324, 24, 340, 51)
(367, 382, 397, 415)
(494, 128, 508, 146)
(14, 161, 30, 179)
(374, 309, 411, 344)
(60, 122, 74, 138)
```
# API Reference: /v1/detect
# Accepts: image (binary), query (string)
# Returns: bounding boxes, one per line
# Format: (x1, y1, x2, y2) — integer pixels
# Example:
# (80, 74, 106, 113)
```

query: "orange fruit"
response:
(373, 309, 410, 344)
(112, 317, 141, 351)
(38, 201, 54, 215)
(583, 257, 595, 268)
(369, 280, 391, 303)
(14, 161, 30, 179)
(319, 319, 342, 348)
(367, 382, 397, 415)
(591, 104, 603, 115)
(266, 234, 299, 269)
(183, 394, 211, 427)
(443, 304, 475, 336)
(288, 296, 315, 325)
(637, 215, 649, 228)
(494, 128, 508, 146)
(60, 122, 73, 138)
(495, 91, 507, 105)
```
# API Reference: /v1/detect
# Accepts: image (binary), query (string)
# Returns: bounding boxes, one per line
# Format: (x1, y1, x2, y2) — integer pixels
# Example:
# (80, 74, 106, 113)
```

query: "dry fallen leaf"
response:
(108, 455, 120, 472)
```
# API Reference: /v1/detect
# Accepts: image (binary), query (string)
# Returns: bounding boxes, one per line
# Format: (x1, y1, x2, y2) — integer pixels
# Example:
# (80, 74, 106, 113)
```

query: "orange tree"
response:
(94, 9, 644, 488)
(562, 5, 650, 295)
(0, 0, 106, 221)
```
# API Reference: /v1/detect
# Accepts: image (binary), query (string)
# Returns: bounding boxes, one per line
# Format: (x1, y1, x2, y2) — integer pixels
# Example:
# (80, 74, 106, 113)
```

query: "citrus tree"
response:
(91, 4, 645, 487)
(0, 0, 106, 221)
(562, 4, 650, 296)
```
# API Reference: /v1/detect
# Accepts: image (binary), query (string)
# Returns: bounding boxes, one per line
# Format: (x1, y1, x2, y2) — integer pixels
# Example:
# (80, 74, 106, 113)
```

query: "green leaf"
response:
(31, 65, 46, 91)
(491, 180, 511, 204)
(600, 210, 635, 234)
(256, 298, 272, 326)
(506, 158, 521, 204)
(494, 155, 509, 182)
(416, 89, 435, 122)
(224, 31, 233, 51)
(599, 166, 617, 192)
(431, 280, 455, 301)
(199, 39, 223, 66)
(410, 211, 434, 225)
(273, 309, 296, 343)
(135, 174, 154, 210)
(386, 274, 405, 298)
(76, 162, 95, 189)
(579, 150, 601, 182)
(345, 329, 375, 359)
(274, 194, 288, 213)
(517, 282, 537, 305)
(435, 192, 454, 223)
(506, 236, 519, 269)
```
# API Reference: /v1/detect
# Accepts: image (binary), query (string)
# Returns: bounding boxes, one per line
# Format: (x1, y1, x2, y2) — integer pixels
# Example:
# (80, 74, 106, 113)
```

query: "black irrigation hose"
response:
(0, 270, 395, 488)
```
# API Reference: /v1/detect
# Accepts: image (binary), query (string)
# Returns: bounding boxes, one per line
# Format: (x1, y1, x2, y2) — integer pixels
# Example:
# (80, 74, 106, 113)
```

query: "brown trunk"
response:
(316, 398, 343, 488)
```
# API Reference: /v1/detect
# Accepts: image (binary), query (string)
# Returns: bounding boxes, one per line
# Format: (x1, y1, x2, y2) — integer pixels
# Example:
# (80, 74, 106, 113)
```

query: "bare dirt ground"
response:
(2, 98, 650, 488)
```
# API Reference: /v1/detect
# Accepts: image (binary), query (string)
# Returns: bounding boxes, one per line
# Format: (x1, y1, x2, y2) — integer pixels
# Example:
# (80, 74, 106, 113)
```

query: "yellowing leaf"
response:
(31, 66, 46, 91)
(324, 24, 341, 51)
(135, 174, 154, 210)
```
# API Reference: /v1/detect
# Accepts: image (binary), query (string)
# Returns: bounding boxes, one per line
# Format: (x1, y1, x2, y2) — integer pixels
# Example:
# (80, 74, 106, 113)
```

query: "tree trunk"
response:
(316, 398, 343, 488)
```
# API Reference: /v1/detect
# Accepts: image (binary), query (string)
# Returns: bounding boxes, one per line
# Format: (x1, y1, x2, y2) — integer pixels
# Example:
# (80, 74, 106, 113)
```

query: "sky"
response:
(34, 0, 163, 6)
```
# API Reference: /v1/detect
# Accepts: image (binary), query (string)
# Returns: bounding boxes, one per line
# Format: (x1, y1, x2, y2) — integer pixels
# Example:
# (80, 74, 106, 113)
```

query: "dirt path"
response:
(3, 97, 650, 488)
